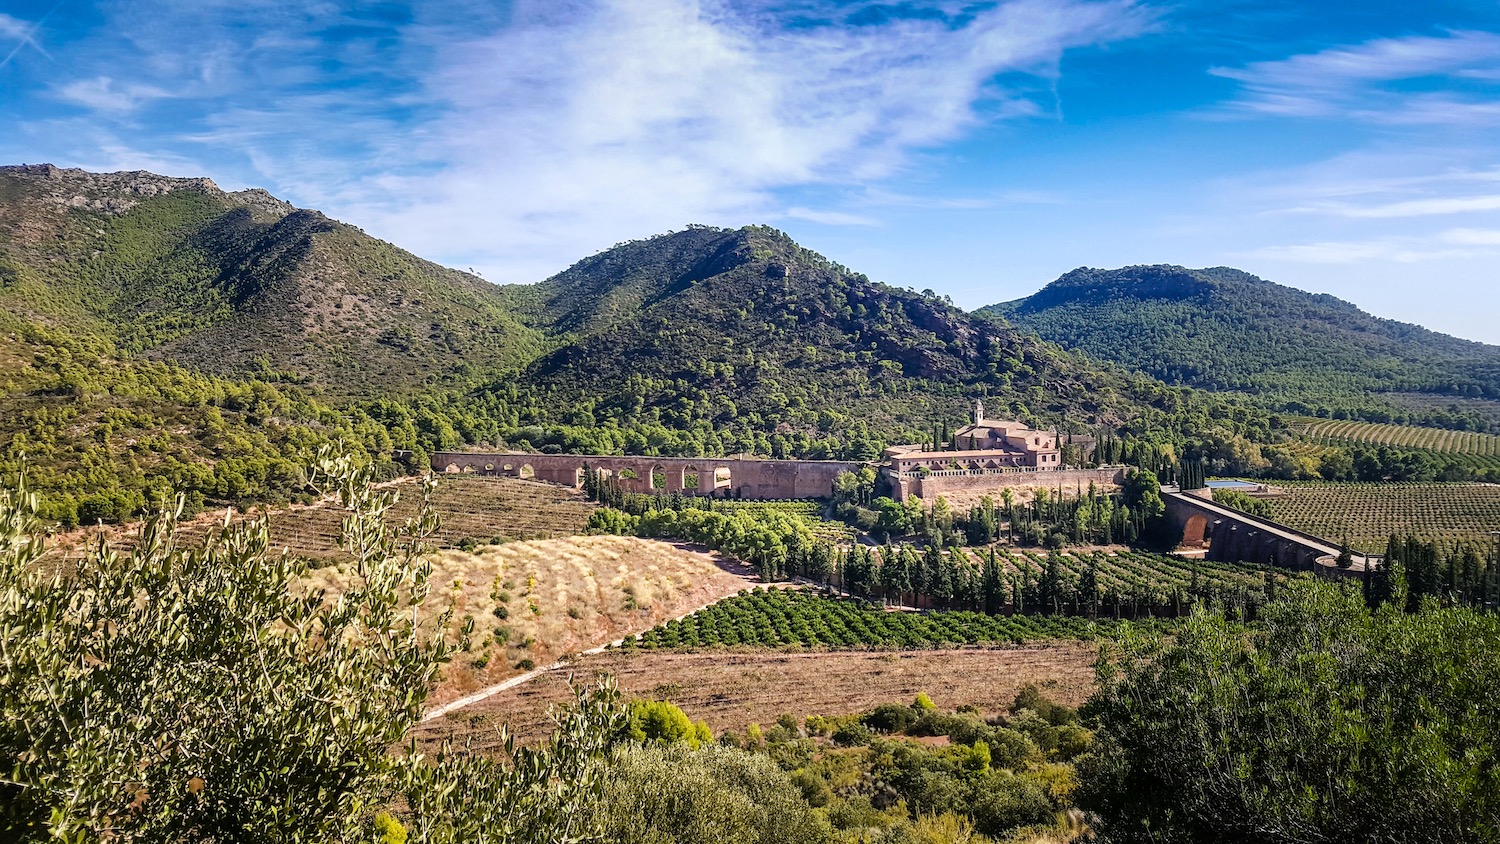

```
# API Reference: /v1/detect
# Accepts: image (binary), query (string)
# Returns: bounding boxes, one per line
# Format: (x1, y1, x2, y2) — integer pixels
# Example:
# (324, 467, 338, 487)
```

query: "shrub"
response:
(589, 744, 832, 844)
(970, 773, 1056, 838)
(625, 700, 712, 748)
(1079, 580, 1500, 843)
(0, 449, 626, 843)
(832, 722, 873, 747)
(864, 703, 919, 733)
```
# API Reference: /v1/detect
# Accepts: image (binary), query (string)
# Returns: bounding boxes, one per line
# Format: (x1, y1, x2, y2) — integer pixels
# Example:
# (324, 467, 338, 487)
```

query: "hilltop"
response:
(510, 225, 1192, 455)
(983, 265, 1500, 429)
(0, 164, 542, 398)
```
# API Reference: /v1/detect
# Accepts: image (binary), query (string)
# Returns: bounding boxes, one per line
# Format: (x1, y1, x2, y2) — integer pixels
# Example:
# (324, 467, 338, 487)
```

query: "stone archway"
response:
(518, 464, 535, 480)
(650, 465, 667, 491)
(713, 466, 733, 494)
(681, 465, 701, 493)
(444, 463, 460, 474)
(1182, 514, 1208, 548)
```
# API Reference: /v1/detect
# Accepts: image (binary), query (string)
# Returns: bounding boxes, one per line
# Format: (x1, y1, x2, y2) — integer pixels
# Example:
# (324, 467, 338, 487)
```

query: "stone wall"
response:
(887, 467, 1126, 504)
(431, 451, 860, 500)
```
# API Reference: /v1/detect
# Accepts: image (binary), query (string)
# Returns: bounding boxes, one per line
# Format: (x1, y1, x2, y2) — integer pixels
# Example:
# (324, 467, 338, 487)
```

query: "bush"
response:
(625, 700, 713, 748)
(1079, 580, 1500, 843)
(589, 744, 831, 844)
(970, 772, 1056, 838)
(832, 722, 873, 747)
(864, 703, 920, 733)
(0, 449, 627, 843)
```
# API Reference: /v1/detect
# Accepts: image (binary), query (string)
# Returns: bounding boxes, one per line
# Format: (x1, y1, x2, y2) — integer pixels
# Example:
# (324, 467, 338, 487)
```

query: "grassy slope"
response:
(983, 265, 1500, 429)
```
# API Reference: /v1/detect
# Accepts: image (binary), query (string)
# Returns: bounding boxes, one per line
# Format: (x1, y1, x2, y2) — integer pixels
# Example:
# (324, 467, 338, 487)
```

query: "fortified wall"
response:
(886, 466, 1127, 504)
(431, 451, 859, 500)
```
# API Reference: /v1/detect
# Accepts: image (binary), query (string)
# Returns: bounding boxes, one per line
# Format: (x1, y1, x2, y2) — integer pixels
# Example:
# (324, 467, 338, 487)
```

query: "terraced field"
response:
(46, 475, 598, 566)
(1297, 418, 1500, 471)
(1264, 482, 1500, 554)
(972, 548, 1287, 595)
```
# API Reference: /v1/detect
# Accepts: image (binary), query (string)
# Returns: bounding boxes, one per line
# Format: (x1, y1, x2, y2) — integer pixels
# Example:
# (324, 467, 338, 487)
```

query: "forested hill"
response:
(0, 165, 1269, 524)
(508, 225, 1217, 457)
(983, 265, 1500, 427)
(0, 164, 542, 398)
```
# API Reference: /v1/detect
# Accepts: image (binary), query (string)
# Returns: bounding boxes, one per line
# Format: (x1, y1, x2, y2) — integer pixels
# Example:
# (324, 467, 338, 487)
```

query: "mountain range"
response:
(1, 163, 1494, 518)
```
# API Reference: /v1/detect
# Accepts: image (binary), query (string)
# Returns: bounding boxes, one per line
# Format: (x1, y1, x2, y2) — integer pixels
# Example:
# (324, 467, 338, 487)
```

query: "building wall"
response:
(431, 451, 860, 500)
(888, 467, 1126, 502)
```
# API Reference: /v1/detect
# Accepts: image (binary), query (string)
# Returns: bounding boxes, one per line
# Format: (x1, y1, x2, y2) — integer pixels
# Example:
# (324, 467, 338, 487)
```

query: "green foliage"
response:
(0, 449, 625, 843)
(987, 264, 1500, 430)
(626, 700, 713, 748)
(624, 589, 1166, 651)
(1209, 488, 1273, 518)
(587, 743, 831, 844)
(1078, 580, 1500, 843)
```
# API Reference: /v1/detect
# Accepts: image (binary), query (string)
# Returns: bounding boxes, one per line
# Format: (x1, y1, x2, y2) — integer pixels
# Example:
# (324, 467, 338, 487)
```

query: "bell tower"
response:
(974, 399, 983, 426)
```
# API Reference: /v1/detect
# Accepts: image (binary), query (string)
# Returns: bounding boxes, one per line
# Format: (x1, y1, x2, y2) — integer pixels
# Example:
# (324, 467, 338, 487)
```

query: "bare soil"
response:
(416, 643, 1101, 748)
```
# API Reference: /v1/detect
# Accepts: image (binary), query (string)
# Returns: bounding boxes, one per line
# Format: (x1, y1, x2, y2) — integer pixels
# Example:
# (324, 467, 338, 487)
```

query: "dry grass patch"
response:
(306, 535, 759, 705)
(418, 644, 1100, 749)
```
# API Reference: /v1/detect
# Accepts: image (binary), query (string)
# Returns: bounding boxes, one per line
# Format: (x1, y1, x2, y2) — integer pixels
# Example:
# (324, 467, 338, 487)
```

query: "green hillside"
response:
(0, 166, 1275, 520)
(983, 265, 1500, 431)
(507, 225, 1256, 459)
(0, 164, 543, 398)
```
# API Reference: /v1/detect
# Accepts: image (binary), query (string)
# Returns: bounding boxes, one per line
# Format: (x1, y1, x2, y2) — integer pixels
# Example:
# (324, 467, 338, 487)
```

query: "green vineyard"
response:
(1265, 483, 1500, 555)
(1297, 418, 1500, 470)
(620, 588, 1168, 650)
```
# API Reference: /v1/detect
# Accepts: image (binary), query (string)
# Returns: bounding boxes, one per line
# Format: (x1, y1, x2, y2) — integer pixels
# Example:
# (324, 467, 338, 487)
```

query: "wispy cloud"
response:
(55, 76, 173, 112)
(348, 0, 1153, 280)
(0, 11, 49, 68)
(1293, 193, 1500, 219)
(1240, 236, 1492, 265)
(784, 207, 880, 226)
(1211, 30, 1500, 125)
(9, 0, 1148, 281)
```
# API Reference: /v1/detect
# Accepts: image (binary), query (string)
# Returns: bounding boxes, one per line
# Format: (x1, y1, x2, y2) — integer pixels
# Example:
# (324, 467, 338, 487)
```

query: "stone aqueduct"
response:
(431, 451, 858, 500)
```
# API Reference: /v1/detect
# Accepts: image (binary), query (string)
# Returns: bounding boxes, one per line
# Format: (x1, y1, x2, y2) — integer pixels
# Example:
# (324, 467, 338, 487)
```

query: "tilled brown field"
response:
(416, 644, 1101, 749)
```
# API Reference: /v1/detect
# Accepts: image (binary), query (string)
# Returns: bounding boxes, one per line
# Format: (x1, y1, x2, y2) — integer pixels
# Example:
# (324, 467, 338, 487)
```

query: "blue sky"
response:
(3, 1, 1499, 343)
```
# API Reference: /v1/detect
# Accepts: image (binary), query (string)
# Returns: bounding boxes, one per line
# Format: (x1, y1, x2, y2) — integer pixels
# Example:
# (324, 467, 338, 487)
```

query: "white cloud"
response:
(783, 207, 879, 226)
(1295, 193, 1500, 219)
(344, 0, 1151, 281)
(0, 11, 47, 68)
(55, 76, 173, 112)
(1441, 227, 1500, 245)
(1211, 31, 1500, 125)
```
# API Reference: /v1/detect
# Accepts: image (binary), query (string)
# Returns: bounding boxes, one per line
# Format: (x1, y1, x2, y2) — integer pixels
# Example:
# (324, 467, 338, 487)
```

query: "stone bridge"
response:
(1164, 489, 1368, 576)
(431, 451, 861, 500)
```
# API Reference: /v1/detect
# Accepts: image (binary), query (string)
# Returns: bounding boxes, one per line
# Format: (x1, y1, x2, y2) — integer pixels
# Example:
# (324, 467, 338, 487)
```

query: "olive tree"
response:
(0, 447, 622, 843)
